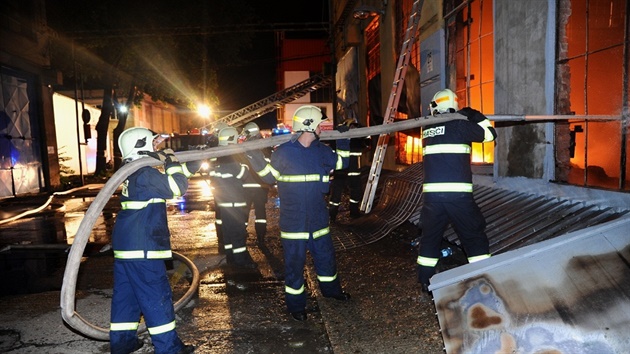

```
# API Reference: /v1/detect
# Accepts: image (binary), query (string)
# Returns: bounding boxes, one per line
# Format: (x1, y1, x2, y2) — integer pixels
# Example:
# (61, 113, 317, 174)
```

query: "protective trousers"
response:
(329, 173, 362, 219)
(417, 198, 489, 285)
(281, 232, 343, 313)
(245, 186, 268, 241)
(214, 203, 224, 253)
(219, 204, 250, 264)
(110, 260, 184, 354)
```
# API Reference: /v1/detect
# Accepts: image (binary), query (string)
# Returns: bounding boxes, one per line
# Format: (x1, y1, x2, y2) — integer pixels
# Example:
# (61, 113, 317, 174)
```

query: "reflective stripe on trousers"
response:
(121, 198, 166, 210)
(281, 227, 329, 240)
(114, 250, 172, 260)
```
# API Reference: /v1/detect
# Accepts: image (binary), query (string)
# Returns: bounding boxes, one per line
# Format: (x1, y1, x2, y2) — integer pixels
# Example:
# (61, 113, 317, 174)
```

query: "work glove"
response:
(182, 160, 203, 177)
(458, 107, 487, 123)
(146, 151, 168, 163)
(245, 133, 262, 141)
(335, 124, 350, 133)
(147, 149, 179, 167)
(244, 149, 267, 172)
(161, 148, 178, 163)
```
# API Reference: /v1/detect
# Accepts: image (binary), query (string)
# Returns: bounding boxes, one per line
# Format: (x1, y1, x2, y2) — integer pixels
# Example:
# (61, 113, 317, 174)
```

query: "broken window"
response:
(560, 0, 628, 190)
(445, 0, 495, 164)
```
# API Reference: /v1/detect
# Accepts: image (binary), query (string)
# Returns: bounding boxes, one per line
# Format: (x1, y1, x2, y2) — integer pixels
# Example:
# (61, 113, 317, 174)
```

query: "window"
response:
(365, 19, 381, 81)
(365, 17, 381, 130)
(395, 0, 423, 165)
(445, 0, 495, 164)
(562, 0, 628, 190)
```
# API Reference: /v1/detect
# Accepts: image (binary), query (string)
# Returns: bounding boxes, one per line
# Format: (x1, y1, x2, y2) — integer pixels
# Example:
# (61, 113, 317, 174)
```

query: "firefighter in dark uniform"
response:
(328, 118, 370, 221)
(110, 127, 197, 354)
(245, 105, 352, 321)
(416, 88, 497, 294)
(209, 122, 228, 253)
(239, 122, 271, 245)
(209, 126, 256, 268)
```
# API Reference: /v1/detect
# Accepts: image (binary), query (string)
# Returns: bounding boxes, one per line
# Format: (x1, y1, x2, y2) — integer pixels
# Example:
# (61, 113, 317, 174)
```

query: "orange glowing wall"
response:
(453, 0, 495, 164)
(564, 0, 626, 189)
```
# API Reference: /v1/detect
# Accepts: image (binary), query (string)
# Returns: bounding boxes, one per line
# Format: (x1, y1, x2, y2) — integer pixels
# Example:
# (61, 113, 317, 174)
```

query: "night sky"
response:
(216, 0, 330, 128)
(44, 0, 329, 129)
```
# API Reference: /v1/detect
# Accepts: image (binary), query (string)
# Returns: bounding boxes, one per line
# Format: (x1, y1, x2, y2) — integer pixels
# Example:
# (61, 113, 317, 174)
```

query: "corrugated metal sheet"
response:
(331, 163, 424, 250)
(445, 185, 629, 255)
(332, 162, 629, 254)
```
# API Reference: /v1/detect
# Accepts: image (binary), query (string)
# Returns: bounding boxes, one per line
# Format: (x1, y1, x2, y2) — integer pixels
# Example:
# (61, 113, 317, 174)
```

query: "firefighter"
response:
(239, 122, 271, 245)
(209, 126, 256, 268)
(416, 88, 497, 295)
(328, 118, 370, 221)
(209, 122, 229, 253)
(245, 105, 352, 321)
(110, 127, 198, 354)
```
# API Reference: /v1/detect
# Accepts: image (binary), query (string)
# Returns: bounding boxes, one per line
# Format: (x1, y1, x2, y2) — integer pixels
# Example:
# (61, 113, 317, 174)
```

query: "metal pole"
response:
(619, 0, 630, 190)
(72, 41, 84, 186)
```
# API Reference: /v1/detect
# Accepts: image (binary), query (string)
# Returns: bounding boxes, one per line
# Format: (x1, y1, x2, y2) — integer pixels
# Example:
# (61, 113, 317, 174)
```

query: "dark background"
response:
(216, 0, 330, 128)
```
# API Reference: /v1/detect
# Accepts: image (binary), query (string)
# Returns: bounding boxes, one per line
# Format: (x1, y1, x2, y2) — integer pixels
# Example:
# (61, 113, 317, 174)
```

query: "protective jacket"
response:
(422, 117, 496, 201)
(254, 138, 350, 232)
(110, 160, 198, 354)
(112, 163, 194, 260)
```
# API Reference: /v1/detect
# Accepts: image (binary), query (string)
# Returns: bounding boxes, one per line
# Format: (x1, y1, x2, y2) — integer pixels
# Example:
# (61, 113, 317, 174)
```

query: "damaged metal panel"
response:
(429, 216, 630, 354)
(441, 185, 629, 254)
(331, 163, 424, 250)
(332, 162, 628, 253)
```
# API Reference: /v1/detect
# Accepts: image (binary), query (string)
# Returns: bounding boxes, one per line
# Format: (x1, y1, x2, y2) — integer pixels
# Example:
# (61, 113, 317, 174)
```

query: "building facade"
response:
(1, 0, 62, 197)
(331, 0, 629, 192)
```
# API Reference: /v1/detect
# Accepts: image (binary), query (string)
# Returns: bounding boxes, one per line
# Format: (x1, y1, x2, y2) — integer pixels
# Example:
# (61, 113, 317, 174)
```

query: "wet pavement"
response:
(0, 177, 444, 353)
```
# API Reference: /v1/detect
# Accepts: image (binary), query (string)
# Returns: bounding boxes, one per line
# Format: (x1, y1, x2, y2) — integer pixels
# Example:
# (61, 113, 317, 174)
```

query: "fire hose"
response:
(63, 112, 614, 339)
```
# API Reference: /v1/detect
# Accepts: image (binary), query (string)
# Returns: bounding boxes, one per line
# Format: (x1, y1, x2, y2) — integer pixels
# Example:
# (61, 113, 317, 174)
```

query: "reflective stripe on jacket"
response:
(421, 117, 496, 201)
(253, 138, 349, 233)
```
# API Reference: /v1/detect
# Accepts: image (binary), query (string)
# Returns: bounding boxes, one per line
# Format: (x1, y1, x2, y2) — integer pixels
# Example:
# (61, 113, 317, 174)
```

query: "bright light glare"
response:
(200, 181, 213, 198)
(119, 105, 128, 113)
(197, 104, 211, 118)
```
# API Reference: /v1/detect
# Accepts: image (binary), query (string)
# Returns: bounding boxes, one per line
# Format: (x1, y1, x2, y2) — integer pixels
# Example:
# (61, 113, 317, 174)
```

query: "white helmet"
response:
(213, 121, 229, 134)
(241, 122, 260, 137)
(430, 89, 459, 116)
(218, 126, 239, 146)
(292, 105, 328, 132)
(118, 127, 157, 161)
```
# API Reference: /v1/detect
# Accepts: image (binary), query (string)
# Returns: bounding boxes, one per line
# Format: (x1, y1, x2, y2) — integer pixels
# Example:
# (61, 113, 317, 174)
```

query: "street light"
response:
(197, 103, 212, 119)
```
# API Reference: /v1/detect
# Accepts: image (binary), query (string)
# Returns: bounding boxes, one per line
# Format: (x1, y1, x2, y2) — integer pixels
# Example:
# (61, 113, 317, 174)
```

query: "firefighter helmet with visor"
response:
(218, 126, 239, 146)
(118, 127, 157, 162)
(292, 105, 328, 133)
(241, 122, 260, 137)
(430, 89, 459, 116)
(213, 121, 229, 134)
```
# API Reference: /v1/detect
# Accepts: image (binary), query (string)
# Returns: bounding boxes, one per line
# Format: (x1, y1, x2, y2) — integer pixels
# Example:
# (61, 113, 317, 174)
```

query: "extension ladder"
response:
(360, 0, 423, 213)
(201, 74, 332, 131)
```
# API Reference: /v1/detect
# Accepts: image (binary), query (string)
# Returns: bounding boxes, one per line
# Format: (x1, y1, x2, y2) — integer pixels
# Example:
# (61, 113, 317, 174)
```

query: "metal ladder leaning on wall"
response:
(360, 0, 423, 213)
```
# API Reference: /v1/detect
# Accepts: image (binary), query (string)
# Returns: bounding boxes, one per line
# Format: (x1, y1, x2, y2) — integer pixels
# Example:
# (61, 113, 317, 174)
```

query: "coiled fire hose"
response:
(59, 114, 466, 339)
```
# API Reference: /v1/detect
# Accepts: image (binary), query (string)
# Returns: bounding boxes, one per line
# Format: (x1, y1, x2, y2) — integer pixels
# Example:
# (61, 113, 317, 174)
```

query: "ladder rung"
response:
(361, 0, 422, 214)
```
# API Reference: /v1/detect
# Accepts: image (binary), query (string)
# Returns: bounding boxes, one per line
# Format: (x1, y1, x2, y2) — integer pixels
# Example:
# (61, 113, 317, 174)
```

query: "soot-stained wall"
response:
(494, 0, 552, 179)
